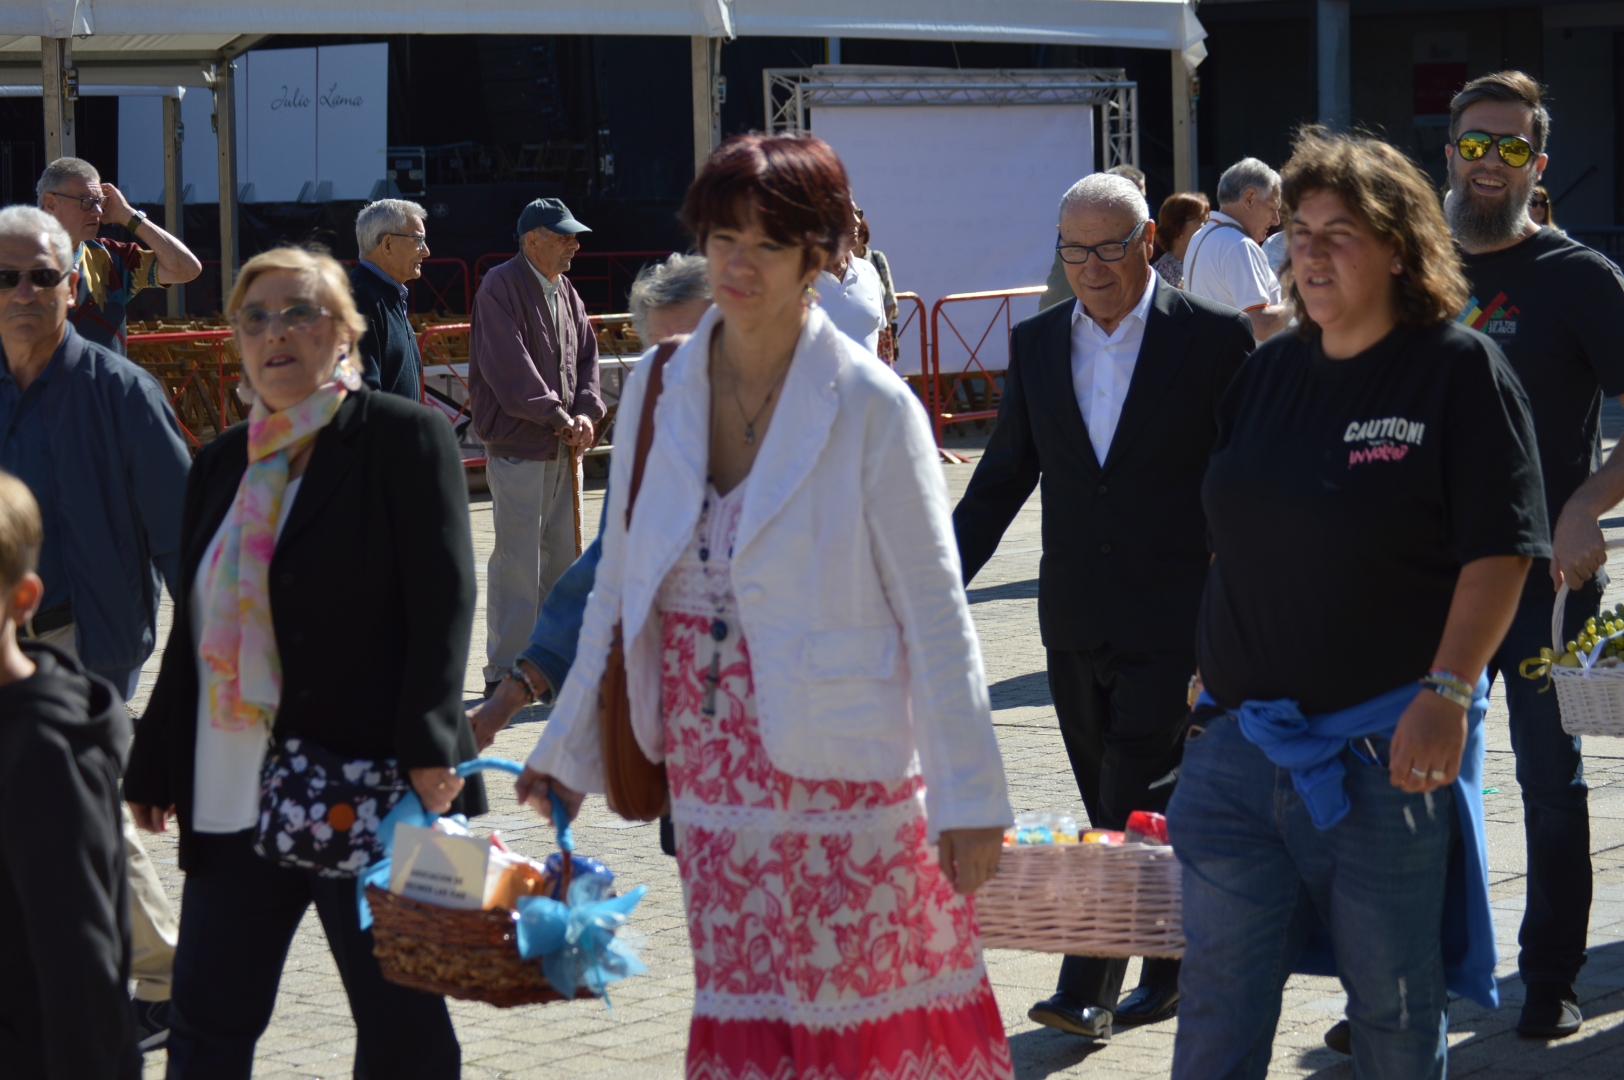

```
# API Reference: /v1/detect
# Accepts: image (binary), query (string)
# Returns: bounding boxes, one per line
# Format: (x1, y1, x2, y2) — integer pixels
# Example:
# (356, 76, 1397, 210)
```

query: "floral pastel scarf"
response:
(198, 382, 347, 730)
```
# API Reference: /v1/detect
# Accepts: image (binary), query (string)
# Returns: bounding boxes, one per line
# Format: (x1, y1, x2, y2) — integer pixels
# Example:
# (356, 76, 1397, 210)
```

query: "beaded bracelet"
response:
(506, 664, 542, 704)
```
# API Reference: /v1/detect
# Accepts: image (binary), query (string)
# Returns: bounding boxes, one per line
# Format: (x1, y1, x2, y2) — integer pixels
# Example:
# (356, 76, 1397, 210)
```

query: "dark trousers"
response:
(165, 830, 460, 1080)
(1048, 645, 1190, 1010)
(1486, 566, 1595, 987)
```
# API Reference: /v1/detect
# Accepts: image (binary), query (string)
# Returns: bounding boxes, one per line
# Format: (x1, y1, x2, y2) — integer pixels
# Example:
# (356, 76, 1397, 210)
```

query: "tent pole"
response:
(215, 58, 240, 304)
(163, 94, 185, 317)
(1171, 50, 1198, 193)
(41, 37, 74, 160)
(691, 36, 715, 176)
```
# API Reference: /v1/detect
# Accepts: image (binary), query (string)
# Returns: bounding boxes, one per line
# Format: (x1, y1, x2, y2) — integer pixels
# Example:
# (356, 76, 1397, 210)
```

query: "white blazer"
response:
(525, 305, 1012, 839)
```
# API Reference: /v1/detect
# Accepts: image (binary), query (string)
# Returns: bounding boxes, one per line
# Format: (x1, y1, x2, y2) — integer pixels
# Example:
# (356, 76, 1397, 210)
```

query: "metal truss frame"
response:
(763, 66, 1138, 170)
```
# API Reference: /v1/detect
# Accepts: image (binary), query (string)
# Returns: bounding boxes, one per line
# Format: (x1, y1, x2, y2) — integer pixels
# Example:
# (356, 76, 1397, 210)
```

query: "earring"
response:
(804, 283, 820, 307)
(1392, 261, 1404, 274)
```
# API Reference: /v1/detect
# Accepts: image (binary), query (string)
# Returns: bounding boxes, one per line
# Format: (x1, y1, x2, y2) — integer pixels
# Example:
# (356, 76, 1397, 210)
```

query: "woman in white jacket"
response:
(516, 133, 1014, 1080)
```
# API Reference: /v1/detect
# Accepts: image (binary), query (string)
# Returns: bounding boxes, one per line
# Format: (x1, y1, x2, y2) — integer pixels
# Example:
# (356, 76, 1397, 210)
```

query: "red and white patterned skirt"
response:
(662, 609, 1013, 1080)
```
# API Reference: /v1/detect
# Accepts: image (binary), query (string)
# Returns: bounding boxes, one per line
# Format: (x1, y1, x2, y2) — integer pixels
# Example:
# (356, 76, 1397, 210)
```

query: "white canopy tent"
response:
(1, 1, 1206, 296)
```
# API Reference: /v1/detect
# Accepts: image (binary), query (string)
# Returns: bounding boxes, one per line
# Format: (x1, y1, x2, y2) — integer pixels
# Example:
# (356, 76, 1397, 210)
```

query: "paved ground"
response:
(131, 442, 1624, 1079)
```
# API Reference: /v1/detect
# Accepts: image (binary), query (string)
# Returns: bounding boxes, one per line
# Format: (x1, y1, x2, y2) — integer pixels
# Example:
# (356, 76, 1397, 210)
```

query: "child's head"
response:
(0, 472, 43, 634)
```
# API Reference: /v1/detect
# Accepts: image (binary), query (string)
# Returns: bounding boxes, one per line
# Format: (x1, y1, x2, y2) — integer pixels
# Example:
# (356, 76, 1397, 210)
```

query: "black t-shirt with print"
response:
(1460, 228, 1624, 529)
(1197, 321, 1549, 716)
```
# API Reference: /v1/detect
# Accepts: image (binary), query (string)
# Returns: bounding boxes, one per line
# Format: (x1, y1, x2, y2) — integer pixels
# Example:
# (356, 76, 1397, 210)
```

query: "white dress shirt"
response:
(1183, 210, 1281, 313)
(526, 256, 562, 331)
(815, 256, 885, 354)
(1071, 272, 1157, 461)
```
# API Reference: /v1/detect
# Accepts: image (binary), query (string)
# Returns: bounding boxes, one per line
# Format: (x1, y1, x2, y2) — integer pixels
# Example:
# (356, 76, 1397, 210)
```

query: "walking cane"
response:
(571, 441, 585, 558)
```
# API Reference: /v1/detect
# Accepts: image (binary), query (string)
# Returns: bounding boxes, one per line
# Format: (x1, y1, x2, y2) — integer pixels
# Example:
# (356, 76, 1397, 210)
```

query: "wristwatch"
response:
(126, 209, 148, 233)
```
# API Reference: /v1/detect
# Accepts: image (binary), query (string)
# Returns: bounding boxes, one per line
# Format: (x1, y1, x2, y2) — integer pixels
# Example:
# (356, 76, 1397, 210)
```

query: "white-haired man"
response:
(37, 156, 202, 354)
(954, 173, 1256, 1041)
(1184, 157, 1289, 340)
(351, 198, 430, 399)
(0, 204, 190, 1052)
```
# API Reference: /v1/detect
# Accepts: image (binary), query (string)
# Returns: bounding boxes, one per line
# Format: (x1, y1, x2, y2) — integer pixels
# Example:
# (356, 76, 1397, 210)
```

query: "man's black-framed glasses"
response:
(387, 233, 428, 249)
(47, 192, 106, 212)
(0, 267, 68, 291)
(1055, 221, 1147, 265)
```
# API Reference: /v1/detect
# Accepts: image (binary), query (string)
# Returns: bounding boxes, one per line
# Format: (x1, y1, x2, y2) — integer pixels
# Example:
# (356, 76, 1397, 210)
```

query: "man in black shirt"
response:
(1447, 71, 1624, 1039)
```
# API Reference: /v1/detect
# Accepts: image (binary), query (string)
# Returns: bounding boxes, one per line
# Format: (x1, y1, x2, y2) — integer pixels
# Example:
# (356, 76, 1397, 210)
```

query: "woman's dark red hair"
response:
(680, 133, 853, 272)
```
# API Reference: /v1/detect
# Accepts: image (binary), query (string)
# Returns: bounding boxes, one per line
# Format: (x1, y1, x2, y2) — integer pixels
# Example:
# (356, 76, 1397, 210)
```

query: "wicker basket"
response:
(975, 841, 1183, 957)
(1550, 554, 1624, 738)
(366, 844, 596, 1008)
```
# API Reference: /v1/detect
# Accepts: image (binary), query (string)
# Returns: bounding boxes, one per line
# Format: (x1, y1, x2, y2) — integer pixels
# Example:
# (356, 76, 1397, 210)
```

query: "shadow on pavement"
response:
(968, 578, 1039, 605)
(988, 670, 1052, 710)
(1006, 1025, 1110, 1078)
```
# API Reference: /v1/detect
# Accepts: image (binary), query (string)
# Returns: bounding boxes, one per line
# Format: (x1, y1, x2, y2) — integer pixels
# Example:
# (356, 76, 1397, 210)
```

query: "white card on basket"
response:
(388, 823, 496, 910)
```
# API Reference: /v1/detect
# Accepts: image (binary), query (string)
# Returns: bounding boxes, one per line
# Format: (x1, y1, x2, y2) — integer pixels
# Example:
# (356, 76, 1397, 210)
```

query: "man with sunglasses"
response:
(351, 198, 430, 399)
(0, 204, 190, 1055)
(1447, 70, 1624, 1040)
(36, 157, 201, 355)
(954, 173, 1256, 1041)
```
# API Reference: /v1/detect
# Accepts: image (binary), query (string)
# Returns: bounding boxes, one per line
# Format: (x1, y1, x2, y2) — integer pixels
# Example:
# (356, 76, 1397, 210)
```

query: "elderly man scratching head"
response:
(350, 199, 430, 398)
(1184, 157, 1289, 341)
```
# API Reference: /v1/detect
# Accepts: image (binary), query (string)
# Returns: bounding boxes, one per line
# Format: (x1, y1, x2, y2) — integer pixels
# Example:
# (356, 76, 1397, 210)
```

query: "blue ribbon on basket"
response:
(356, 757, 647, 1000)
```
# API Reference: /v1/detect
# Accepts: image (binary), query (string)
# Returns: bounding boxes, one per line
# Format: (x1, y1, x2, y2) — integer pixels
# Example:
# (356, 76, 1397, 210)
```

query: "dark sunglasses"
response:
(0, 267, 68, 290)
(1456, 131, 1535, 169)
(1530, 197, 1550, 209)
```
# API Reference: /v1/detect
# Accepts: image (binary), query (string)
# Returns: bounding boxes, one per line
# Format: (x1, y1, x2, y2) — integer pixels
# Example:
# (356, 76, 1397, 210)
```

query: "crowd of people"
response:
(0, 66, 1617, 1080)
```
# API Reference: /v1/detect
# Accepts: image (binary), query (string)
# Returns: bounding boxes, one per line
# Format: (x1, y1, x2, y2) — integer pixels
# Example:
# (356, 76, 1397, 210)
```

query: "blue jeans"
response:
(1168, 714, 1455, 1080)
(1486, 565, 1594, 986)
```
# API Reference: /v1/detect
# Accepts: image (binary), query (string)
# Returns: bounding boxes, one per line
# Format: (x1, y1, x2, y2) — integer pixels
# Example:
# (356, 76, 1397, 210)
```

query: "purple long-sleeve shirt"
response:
(468, 255, 604, 461)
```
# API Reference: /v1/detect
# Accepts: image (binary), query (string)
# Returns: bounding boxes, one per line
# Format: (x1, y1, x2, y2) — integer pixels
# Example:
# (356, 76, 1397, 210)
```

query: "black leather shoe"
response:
(1324, 1019, 1351, 1055)
(1518, 982, 1582, 1038)
(1114, 983, 1179, 1026)
(1028, 993, 1112, 1040)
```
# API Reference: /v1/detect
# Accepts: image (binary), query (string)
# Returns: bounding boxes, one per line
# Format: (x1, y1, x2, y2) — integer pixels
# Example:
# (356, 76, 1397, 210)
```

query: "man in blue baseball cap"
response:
(468, 199, 605, 696)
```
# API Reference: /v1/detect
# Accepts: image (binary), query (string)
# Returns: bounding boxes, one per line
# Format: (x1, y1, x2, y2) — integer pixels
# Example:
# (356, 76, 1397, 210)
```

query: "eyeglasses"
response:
(1055, 221, 1147, 265)
(47, 192, 106, 212)
(386, 233, 428, 250)
(230, 302, 331, 336)
(1530, 197, 1550, 209)
(0, 267, 68, 291)
(1455, 131, 1535, 169)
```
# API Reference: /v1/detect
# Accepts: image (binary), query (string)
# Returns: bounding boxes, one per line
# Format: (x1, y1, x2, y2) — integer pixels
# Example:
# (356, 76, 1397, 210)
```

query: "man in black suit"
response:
(954, 172, 1256, 1040)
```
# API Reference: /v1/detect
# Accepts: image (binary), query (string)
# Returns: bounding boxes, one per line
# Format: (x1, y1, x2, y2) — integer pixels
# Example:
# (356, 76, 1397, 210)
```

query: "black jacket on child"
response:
(0, 642, 139, 1080)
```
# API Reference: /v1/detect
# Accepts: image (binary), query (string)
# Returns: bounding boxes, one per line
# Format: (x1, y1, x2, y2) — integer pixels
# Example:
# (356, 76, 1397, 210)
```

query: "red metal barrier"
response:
(891, 290, 928, 372)
(126, 329, 239, 449)
(473, 250, 673, 313)
(928, 285, 1045, 462)
(406, 257, 471, 315)
(416, 322, 485, 469)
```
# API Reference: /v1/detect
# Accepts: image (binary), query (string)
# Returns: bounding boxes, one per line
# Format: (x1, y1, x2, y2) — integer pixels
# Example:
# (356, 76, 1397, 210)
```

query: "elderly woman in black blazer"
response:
(125, 246, 480, 1079)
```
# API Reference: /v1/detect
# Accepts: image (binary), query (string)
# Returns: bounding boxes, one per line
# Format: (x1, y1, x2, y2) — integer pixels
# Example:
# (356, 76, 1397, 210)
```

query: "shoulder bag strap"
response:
(625, 336, 687, 527)
(1183, 220, 1249, 290)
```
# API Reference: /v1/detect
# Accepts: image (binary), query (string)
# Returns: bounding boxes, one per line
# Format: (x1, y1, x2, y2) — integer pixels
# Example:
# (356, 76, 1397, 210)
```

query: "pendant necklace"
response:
(696, 482, 733, 716)
(718, 335, 792, 446)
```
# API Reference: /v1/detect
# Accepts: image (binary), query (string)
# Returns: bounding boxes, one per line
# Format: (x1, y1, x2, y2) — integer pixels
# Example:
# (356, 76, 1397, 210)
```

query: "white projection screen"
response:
(813, 104, 1093, 375)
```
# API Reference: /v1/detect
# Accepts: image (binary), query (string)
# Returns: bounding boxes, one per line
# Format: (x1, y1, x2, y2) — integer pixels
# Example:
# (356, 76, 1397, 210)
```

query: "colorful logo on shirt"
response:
(1459, 293, 1520, 337)
(1343, 416, 1426, 468)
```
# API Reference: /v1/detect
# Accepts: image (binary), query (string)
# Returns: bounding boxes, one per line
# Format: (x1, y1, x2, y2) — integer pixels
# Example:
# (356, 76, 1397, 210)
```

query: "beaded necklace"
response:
(697, 480, 734, 716)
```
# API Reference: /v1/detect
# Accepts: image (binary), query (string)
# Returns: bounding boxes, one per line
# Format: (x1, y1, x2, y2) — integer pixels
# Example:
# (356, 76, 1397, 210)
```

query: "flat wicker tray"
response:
(975, 842, 1184, 958)
(365, 886, 595, 1008)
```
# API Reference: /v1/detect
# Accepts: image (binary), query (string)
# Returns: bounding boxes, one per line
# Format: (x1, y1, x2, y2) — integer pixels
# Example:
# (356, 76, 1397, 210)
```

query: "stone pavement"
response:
(130, 447, 1624, 1079)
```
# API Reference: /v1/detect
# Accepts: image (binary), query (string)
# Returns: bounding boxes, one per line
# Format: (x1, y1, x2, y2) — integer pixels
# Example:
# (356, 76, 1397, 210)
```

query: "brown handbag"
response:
(599, 338, 682, 821)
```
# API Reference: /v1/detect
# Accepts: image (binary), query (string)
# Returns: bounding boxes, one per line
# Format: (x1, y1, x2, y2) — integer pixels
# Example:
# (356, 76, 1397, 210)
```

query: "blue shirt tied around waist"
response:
(1199, 678, 1498, 1009)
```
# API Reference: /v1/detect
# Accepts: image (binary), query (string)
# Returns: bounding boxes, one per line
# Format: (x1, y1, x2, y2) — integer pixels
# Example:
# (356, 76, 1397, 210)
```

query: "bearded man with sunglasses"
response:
(955, 173, 1256, 1041)
(0, 204, 190, 1052)
(1447, 70, 1624, 1040)
(36, 158, 201, 355)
